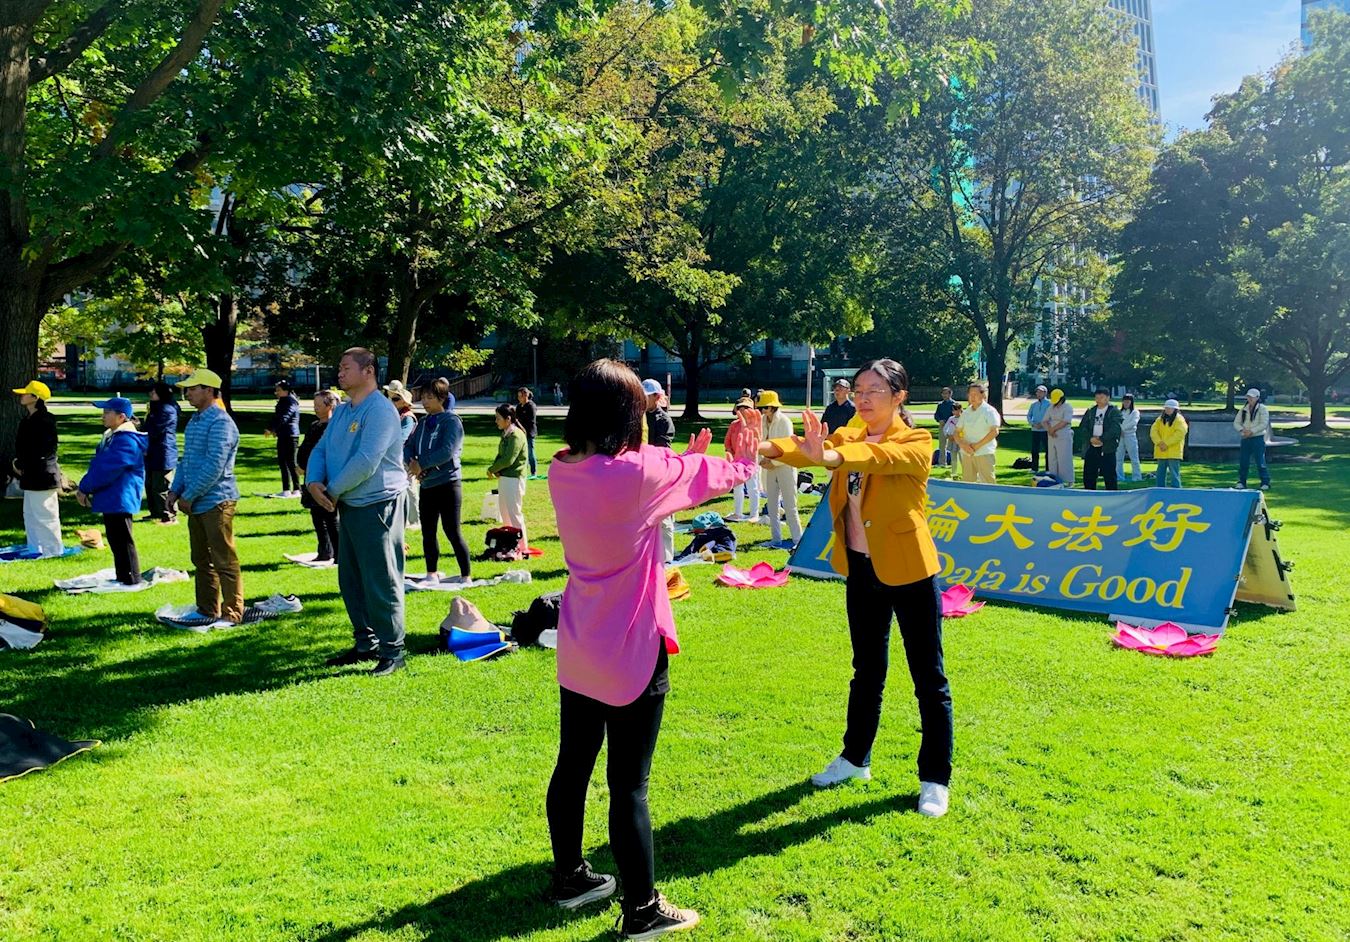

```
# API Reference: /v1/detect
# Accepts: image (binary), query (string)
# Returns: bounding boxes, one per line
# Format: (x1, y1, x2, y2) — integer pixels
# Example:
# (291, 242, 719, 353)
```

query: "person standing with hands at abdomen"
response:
(759, 359, 953, 818)
(308, 348, 410, 676)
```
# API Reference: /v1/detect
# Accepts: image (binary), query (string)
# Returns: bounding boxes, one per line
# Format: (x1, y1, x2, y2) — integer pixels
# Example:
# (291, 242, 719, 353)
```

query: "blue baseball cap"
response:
(641, 379, 663, 396)
(92, 397, 134, 418)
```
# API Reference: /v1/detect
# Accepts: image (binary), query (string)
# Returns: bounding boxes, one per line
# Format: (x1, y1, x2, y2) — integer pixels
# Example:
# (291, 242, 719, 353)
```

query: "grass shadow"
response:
(307, 780, 912, 942)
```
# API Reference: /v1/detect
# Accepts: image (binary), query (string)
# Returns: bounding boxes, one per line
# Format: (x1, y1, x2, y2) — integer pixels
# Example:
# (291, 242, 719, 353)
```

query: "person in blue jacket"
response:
(144, 382, 180, 524)
(405, 378, 470, 584)
(77, 397, 149, 585)
(265, 379, 302, 497)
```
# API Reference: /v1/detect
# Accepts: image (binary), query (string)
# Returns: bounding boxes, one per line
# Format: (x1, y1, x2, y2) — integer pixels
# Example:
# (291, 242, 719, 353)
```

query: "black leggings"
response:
(419, 481, 470, 577)
(547, 664, 666, 907)
(277, 436, 300, 491)
(310, 505, 339, 561)
(104, 513, 141, 585)
(842, 551, 953, 785)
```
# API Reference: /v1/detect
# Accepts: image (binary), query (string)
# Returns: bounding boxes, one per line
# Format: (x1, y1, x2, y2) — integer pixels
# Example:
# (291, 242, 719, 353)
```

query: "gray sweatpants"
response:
(338, 495, 406, 658)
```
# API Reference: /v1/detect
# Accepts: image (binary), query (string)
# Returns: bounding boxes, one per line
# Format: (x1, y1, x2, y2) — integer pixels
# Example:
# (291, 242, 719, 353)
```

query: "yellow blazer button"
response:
(864, 520, 872, 528)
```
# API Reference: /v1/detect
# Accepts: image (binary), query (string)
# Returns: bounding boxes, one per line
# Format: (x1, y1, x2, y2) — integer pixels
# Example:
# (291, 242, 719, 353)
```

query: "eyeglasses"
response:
(853, 387, 894, 400)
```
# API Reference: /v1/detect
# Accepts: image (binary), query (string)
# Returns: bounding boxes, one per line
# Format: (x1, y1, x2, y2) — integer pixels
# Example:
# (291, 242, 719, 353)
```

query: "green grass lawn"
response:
(2, 412, 1347, 941)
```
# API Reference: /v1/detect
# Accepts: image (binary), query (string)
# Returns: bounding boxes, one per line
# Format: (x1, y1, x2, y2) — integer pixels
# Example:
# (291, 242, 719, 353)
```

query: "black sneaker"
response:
(325, 647, 379, 667)
(550, 860, 616, 910)
(370, 656, 406, 677)
(619, 892, 700, 940)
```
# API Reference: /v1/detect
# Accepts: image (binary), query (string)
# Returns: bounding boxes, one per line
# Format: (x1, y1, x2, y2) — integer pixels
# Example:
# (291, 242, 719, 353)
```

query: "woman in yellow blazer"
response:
(1150, 398, 1188, 488)
(759, 359, 952, 817)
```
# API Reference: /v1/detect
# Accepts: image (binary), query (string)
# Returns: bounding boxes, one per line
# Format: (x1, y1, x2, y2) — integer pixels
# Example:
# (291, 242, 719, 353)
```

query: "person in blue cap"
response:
(78, 397, 148, 585)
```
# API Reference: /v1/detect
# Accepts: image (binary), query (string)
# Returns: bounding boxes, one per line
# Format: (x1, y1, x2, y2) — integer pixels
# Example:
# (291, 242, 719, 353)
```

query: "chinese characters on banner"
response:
(788, 481, 1262, 631)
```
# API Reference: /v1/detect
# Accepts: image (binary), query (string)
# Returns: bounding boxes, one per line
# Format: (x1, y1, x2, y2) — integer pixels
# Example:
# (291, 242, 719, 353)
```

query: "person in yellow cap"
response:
(1044, 388, 1076, 484)
(166, 368, 244, 626)
(756, 390, 803, 549)
(10, 380, 64, 557)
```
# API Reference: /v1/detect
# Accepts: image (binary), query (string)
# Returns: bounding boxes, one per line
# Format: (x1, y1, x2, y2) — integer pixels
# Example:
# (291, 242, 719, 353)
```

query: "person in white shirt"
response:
(1116, 394, 1142, 482)
(954, 382, 1001, 484)
(1234, 387, 1271, 491)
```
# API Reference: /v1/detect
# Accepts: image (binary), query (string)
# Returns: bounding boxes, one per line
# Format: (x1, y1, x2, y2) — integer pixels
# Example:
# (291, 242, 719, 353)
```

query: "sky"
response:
(1152, 0, 1303, 135)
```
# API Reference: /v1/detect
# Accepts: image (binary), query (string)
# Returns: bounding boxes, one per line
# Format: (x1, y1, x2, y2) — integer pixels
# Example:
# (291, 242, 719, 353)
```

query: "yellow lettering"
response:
(1156, 568, 1192, 608)
(1061, 564, 1101, 599)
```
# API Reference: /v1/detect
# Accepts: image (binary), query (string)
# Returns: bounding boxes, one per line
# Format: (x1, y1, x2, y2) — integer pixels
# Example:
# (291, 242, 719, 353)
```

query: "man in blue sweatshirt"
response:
(167, 369, 243, 626)
(307, 347, 409, 676)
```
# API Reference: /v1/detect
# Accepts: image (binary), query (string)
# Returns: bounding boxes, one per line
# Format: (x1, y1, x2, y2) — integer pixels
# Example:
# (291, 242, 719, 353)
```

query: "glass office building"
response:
(1109, 0, 1160, 116)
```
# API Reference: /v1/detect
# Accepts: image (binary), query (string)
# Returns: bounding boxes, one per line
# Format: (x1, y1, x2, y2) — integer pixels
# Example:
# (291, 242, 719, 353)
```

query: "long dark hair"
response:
(563, 359, 645, 456)
(1161, 410, 1178, 426)
(852, 358, 914, 428)
(1121, 394, 1134, 413)
(151, 381, 176, 405)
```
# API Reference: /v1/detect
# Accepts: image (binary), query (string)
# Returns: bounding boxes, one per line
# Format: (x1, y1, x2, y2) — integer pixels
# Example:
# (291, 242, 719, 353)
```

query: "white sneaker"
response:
(1260, 484, 1270, 491)
(811, 755, 871, 787)
(422, 572, 441, 585)
(918, 781, 949, 817)
(442, 574, 471, 585)
(725, 513, 746, 522)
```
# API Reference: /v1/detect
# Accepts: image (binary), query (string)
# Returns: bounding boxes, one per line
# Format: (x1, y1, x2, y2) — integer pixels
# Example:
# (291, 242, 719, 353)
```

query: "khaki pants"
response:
(961, 453, 997, 484)
(188, 501, 243, 623)
(497, 475, 527, 550)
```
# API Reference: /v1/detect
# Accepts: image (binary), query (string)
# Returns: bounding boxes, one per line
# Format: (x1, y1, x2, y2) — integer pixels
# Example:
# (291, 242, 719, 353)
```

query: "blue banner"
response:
(788, 480, 1261, 631)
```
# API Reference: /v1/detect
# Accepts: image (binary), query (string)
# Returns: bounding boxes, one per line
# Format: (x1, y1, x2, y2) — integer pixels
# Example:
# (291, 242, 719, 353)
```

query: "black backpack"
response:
(510, 592, 563, 646)
(479, 526, 523, 561)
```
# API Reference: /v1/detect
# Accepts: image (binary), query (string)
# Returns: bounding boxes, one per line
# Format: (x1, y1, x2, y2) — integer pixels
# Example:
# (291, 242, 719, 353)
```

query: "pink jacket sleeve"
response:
(640, 446, 756, 527)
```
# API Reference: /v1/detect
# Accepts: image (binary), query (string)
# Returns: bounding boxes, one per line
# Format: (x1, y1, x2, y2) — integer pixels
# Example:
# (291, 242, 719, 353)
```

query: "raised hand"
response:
(797, 408, 829, 465)
(685, 427, 713, 455)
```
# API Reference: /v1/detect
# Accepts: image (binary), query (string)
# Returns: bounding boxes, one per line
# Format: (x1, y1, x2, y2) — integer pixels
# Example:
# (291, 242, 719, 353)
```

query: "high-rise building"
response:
(1109, 0, 1160, 116)
(1303, 0, 1349, 48)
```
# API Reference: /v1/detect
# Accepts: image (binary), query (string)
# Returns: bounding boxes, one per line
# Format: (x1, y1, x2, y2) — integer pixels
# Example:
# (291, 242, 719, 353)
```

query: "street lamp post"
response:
(531, 336, 538, 391)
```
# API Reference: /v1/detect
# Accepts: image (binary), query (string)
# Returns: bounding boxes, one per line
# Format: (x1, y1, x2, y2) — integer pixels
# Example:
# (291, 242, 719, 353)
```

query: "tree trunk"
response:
(1307, 373, 1327, 433)
(679, 353, 704, 421)
(0, 281, 42, 476)
(1224, 373, 1237, 411)
(202, 293, 238, 412)
(985, 335, 1010, 418)
(388, 294, 422, 385)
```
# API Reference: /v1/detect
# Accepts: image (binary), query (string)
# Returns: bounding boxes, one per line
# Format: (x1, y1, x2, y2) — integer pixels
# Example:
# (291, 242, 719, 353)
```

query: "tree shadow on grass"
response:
(306, 780, 914, 942)
(0, 601, 355, 742)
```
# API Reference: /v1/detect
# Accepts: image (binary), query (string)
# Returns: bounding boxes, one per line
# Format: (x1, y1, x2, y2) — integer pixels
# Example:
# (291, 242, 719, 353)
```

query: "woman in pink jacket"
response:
(547, 359, 758, 939)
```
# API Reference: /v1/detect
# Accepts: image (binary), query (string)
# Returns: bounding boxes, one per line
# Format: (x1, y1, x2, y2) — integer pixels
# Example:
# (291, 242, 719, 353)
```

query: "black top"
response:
(298, 418, 329, 509)
(270, 393, 301, 438)
(13, 404, 61, 491)
(822, 399, 857, 431)
(646, 407, 676, 449)
(517, 399, 538, 438)
(934, 398, 956, 424)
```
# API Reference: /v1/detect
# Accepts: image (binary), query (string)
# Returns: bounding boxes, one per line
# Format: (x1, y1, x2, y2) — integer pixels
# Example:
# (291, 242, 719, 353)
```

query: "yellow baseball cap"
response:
(179, 368, 223, 389)
(1050, 388, 1065, 403)
(11, 380, 51, 400)
(756, 390, 782, 409)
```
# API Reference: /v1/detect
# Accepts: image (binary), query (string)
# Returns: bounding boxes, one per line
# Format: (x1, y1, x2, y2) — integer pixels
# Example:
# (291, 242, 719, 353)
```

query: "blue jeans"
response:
(527, 434, 537, 476)
(1239, 436, 1269, 487)
(1156, 459, 1182, 488)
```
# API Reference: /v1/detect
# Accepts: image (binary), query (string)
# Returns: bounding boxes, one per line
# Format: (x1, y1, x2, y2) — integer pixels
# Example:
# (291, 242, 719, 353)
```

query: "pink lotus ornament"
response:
(716, 562, 790, 589)
(941, 584, 984, 618)
(1111, 621, 1220, 657)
